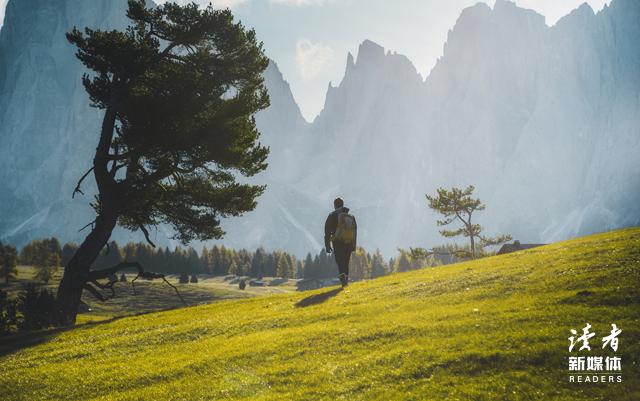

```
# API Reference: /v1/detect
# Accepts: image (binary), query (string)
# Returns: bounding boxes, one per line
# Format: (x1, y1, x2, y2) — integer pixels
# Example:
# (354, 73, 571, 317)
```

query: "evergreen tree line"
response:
(19, 238, 62, 284)
(65, 241, 304, 278)
(0, 238, 62, 285)
(4, 237, 461, 285)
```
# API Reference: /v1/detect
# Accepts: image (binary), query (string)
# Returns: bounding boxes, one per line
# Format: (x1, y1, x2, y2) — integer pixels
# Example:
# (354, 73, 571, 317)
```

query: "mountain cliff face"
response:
(1, 0, 638, 257)
(419, 0, 640, 242)
(0, 0, 313, 250)
(232, 0, 640, 256)
(0, 0, 130, 244)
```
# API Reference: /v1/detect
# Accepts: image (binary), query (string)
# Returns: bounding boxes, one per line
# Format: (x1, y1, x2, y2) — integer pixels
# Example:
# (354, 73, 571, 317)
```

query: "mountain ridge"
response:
(0, 0, 638, 257)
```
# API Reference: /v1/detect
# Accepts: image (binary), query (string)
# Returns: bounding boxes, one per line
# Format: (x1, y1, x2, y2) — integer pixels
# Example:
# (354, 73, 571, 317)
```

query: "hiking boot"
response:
(339, 273, 348, 287)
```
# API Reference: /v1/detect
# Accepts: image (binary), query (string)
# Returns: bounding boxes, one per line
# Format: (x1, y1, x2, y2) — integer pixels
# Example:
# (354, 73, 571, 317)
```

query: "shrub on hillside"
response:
(0, 289, 18, 335)
(34, 265, 57, 284)
(179, 272, 189, 284)
(0, 242, 19, 285)
(17, 285, 58, 331)
(189, 275, 198, 283)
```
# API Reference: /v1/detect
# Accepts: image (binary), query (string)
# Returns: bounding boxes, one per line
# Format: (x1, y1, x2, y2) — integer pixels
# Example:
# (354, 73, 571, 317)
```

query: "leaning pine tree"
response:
(57, 0, 270, 325)
(426, 185, 511, 258)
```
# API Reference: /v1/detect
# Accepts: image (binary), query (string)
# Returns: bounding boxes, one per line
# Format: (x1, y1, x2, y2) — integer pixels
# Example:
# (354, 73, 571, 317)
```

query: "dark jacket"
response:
(324, 207, 356, 250)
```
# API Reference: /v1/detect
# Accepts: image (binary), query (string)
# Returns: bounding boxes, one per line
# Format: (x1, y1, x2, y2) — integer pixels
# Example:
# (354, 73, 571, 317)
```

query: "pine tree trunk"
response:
(56, 210, 118, 325)
(56, 100, 119, 326)
(470, 235, 475, 259)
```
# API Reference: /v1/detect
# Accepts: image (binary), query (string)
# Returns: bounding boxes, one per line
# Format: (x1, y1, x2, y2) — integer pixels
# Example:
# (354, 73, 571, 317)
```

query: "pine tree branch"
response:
(91, 279, 116, 299)
(138, 224, 156, 248)
(83, 283, 107, 301)
(72, 167, 94, 198)
(78, 219, 96, 232)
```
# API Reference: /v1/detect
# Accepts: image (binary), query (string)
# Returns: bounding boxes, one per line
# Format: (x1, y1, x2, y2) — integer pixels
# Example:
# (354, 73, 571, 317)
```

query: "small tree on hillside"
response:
(56, 0, 270, 325)
(34, 251, 60, 285)
(275, 252, 292, 278)
(349, 247, 371, 281)
(370, 250, 387, 278)
(250, 248, 266, 278)
(426, 185, 511, 258)
(18, 239, 60, 284)
(393, 250, 412, 273)
(302, 253, 314, 279)
(61, 242, 79, 266)
(0, 243, 19, 285)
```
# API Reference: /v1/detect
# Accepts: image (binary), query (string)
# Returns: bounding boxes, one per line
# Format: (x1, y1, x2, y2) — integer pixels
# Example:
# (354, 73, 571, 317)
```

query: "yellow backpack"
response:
(334, 212, 356, 244)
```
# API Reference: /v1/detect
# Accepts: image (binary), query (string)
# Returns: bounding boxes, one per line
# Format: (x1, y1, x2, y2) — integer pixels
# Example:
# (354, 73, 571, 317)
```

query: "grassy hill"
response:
(1, 267, 296, 325)
(1, 228, 638, 400)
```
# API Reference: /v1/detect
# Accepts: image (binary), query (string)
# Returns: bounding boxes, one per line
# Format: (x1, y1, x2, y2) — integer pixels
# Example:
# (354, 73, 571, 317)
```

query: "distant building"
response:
(497, 240, 546, 255)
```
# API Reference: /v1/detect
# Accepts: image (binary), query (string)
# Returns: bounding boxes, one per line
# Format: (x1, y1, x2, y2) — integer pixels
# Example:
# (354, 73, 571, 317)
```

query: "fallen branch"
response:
(87, 261, 186, 305)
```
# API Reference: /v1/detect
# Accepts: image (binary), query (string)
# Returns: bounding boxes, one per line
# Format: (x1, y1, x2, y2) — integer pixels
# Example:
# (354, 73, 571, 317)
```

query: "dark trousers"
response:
(333, 241, 353, 277)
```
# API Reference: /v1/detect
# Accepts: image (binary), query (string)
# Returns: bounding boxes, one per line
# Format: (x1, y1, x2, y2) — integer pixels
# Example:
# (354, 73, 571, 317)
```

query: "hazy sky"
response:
(0, 0, 611, 120)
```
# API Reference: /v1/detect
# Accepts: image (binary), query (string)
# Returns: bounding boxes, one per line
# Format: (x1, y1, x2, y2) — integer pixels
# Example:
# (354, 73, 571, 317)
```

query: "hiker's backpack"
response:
(334, 212, 357, 244)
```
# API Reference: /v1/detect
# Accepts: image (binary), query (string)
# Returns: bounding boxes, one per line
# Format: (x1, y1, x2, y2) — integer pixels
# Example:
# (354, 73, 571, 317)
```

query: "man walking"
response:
(324, 198, 357, 287)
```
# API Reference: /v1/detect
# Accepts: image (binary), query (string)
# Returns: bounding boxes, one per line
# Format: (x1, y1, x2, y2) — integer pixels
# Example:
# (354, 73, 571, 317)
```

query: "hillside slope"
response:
(1, 228, 639, 400)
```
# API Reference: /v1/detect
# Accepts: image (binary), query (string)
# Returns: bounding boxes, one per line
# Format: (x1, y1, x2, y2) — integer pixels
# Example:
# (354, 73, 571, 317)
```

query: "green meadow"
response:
(1, 228, 638, 400)
(1, 268, 295, 325)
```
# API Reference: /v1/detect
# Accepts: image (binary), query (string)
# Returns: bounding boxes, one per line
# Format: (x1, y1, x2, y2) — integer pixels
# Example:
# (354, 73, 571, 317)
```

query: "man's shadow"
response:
(295, 288, 342, 308)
